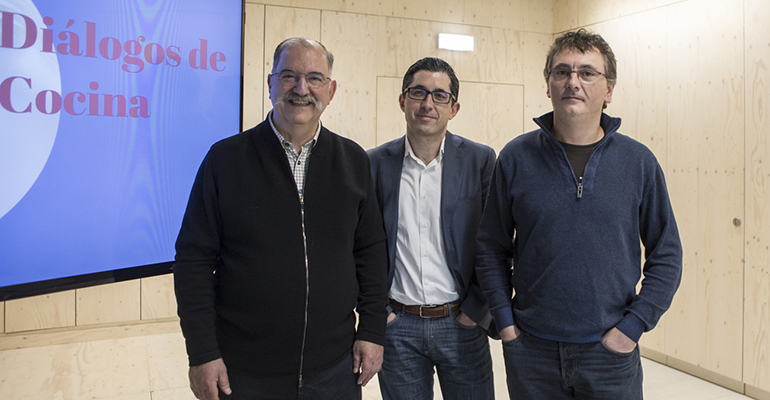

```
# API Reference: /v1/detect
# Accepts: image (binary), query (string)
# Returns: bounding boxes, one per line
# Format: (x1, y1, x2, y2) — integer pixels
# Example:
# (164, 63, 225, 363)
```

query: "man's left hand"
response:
(456, 312, 477, 327)
(602, 327, 637, 353)
(352, 340, 383, 386)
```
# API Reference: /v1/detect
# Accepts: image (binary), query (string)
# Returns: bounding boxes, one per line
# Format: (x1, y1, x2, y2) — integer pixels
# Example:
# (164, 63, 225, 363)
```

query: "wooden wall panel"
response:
(397, 0, 466, 25)
(254, 0, 464, 25)
(521, 32, 554, 124)
(0, 337, 150, 400)
(253, 0, 554, 33)
(447, 25, 523, 87)
(578, 0, 682, 27)
(376, 77, 405, 147)
(463, 0, 518, 30)
(664, 0, 744, 380)
(462, 0, 553, 34)
(5, 291, 76, 333)
(76, 281, 141, 326)
(516, 0, 554, 33)
(1, 302, 3, 333)
(591, 7, 667, 166)
(323, 11, 535, 149)
(370, 20, 524, 87)
(745, 0, 770, 392)
(146, 332, 188, 393)
(321, 12, 387, 148)
(450, 82, 524, 154)
(553, 0, 579, 33)
(140, 274, 177, 320)
(243, 4, 266, 131)
(261, 6, 322, 118)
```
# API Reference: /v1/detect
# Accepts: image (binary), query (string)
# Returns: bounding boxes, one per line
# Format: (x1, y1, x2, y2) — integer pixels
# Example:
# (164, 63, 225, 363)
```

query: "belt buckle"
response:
(419, 304, 438, 318)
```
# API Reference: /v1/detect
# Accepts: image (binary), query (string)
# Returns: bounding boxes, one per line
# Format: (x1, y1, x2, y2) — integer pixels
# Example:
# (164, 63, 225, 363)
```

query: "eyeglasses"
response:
(548, 67, 605, 84)
(403, 87, 455, 104)
(272, 71, 331, 89)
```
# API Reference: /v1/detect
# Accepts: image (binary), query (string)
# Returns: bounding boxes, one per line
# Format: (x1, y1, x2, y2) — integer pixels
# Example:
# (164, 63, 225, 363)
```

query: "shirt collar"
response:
(404, 135, 445, 159)
(268, 110, 321, 150)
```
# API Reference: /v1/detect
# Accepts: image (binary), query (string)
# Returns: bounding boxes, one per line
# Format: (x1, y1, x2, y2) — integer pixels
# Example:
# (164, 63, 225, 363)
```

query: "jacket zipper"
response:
(298, 197, 310, 390)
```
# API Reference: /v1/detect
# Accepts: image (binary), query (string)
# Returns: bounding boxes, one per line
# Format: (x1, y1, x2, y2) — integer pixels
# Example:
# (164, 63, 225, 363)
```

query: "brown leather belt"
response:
(389, 298, 462, 318)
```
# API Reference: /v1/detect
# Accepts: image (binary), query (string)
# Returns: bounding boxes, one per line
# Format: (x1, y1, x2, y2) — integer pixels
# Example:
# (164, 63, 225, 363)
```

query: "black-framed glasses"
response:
(548, 67, 605, 84)
(272, 71, 331, 89)
(403, 87, 455, 104)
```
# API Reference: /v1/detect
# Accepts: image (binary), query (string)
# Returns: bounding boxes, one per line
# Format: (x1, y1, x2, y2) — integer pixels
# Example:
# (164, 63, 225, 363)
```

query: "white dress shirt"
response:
(389, 136, 458, 306)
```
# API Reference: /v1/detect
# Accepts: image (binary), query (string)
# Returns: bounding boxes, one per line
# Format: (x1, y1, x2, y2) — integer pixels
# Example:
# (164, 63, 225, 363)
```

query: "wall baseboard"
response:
(640, 346, 666, 364)
(747, 385, 770, 400)
(0, 317, 180, 351)
(666, 355, 745, 393)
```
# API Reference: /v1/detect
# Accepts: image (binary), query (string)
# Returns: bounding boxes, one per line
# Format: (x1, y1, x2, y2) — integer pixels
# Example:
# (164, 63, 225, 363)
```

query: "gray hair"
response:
(272, 37, 334, 76)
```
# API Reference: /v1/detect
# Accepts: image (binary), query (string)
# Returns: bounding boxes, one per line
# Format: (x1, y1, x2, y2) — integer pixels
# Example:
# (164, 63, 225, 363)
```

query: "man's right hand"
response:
(189, 358, 231, 400)
(500, 325, 521, 342)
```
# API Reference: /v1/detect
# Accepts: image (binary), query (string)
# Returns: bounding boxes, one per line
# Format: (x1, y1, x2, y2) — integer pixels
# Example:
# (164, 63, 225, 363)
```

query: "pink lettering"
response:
(188, 39, 208, 70)
(0, 76, 33, 113)
(35, 90, 62, 115)
(64, 92, 86, 115)
(210, 51, 226, 72)
(0, 76, 150, 118)
(98, 36, 121, 60)
(1, 12, 37, 49)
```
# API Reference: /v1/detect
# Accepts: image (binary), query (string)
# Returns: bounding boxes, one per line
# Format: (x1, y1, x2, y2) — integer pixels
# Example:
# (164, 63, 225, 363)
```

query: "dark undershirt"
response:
(560, 141, 599, 181)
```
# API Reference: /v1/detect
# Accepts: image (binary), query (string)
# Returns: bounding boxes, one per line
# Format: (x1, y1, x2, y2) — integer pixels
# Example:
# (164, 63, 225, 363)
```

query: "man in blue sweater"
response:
(476, 29, 683, 399)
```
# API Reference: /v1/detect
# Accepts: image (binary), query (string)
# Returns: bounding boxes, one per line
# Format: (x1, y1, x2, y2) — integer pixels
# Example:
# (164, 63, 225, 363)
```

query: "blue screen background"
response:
(0, 0, 242, 287)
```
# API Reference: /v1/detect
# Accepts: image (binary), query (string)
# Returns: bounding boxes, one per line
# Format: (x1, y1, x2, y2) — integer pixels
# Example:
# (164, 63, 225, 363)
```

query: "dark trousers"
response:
(219, 353, 361, 400)
(503, 330, 643, 400)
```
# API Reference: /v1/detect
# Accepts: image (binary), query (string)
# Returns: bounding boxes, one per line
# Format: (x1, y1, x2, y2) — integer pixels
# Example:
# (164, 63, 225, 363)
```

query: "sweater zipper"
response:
(577, 176, 583, 199)
(297, 197, 310, 389)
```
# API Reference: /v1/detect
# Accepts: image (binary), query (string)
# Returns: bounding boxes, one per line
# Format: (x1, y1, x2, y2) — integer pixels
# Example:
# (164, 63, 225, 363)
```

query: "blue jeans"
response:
(502, 330, 643, 400)
(378, 310, 495, 400)
(219, 353, 361, 400)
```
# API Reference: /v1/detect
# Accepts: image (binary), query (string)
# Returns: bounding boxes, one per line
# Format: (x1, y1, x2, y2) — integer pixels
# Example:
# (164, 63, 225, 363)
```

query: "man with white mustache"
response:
(174, 37, 389, 400)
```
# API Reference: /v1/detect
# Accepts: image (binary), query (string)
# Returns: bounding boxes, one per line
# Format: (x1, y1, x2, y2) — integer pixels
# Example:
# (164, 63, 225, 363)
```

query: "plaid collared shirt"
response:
(268, 111, 321, 201)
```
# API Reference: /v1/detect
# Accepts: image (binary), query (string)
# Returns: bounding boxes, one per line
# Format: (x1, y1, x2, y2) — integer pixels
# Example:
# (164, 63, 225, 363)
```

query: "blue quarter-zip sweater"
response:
(476, 112, 682, 343)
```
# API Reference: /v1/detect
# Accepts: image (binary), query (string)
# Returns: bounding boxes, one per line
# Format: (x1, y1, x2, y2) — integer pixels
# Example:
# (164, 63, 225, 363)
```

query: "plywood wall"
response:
(2, 0, 769, 396)
(256, 0, 554, 33)
(665, 0, 745, 382)
(5, 291, 76, 333)
(252, 4, 552, 152)
(242, 3, 266, 131)
(571, 0, 768, 395)
(744, 0, 770, 395)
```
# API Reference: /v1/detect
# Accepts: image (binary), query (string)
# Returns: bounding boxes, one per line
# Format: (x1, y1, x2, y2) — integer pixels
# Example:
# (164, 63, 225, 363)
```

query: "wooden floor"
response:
(0, 325, 756, 400)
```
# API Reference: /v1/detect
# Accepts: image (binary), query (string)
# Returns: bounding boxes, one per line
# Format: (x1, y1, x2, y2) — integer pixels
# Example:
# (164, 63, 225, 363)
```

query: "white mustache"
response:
(279, 93, 324, 112)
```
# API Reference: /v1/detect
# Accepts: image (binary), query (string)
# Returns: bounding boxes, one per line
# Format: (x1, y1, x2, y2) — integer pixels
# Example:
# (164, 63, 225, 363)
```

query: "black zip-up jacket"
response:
(173, 119, 388, 375)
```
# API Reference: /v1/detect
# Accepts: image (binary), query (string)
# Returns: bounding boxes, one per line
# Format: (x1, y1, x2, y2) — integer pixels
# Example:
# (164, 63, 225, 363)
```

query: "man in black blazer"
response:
(368, 57, 496, 400)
